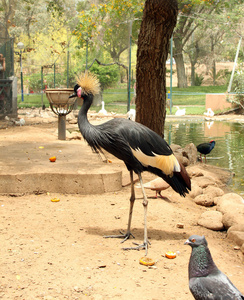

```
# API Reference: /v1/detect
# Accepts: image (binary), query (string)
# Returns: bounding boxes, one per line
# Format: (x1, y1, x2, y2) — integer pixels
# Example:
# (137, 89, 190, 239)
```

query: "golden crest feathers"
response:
(76, 72, 100, 95)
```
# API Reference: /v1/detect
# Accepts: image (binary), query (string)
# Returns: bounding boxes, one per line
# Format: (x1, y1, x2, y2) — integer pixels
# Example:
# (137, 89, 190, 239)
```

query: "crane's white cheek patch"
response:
(131, 148, 180, 175)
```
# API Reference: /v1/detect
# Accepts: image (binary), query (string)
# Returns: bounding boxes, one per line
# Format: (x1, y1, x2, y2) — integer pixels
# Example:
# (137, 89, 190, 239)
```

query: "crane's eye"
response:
(191, 238, 196, 243)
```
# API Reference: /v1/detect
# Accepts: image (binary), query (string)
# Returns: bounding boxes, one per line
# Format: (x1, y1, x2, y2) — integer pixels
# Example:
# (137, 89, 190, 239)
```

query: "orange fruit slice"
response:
(165, 251, 176, 259)
(51, 198, 60, 202)
(139, 257, 155, 266)
(49, 156, 56, 162)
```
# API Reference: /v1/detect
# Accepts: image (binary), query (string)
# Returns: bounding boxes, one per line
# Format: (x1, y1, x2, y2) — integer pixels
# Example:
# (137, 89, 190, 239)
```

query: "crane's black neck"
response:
(78, 93, 95, 137)
(78, 93, 93, 121)
(80, 93, 93, 114)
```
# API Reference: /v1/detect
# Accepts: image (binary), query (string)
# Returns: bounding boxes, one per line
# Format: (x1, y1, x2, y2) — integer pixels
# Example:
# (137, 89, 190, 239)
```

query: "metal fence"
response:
(0, 31, 16, 118)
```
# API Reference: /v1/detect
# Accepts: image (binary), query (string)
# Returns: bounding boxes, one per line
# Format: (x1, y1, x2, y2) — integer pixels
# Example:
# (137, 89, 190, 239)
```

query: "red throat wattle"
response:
(77, 87, 82, 98)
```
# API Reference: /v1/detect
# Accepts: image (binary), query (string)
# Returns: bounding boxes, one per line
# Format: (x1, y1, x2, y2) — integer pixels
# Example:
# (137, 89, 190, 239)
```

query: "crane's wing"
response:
(96, 118, 191, 195)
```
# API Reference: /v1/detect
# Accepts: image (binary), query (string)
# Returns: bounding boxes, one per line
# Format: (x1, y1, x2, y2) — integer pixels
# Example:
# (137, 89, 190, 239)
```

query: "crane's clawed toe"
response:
(103, 230, 135, 242)
(122, 241, 150, 255)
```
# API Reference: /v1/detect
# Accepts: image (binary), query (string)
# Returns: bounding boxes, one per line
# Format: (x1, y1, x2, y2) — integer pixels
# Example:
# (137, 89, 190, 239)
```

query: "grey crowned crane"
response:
(69, 72, 191, 255)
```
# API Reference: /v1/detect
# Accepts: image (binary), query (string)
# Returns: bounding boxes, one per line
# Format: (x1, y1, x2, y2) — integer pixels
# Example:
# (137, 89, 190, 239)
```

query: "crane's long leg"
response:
(103, 170, 135, 242)
(123, 173, 149, 256)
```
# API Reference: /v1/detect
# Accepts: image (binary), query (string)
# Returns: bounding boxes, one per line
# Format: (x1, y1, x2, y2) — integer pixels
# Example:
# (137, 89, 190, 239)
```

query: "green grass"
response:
(168, 85, 227, 93)
(17, 94, 49, 108)
(17, 85, 227, 115)
(166, 106, 206, 115)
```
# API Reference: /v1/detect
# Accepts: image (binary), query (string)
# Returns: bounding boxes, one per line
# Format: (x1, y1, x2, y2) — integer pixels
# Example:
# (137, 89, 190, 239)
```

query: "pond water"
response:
(164, 119, 244, 197)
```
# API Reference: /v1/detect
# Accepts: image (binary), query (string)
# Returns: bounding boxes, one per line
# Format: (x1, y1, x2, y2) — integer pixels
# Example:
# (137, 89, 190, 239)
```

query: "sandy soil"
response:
(0, 117, 244, 300)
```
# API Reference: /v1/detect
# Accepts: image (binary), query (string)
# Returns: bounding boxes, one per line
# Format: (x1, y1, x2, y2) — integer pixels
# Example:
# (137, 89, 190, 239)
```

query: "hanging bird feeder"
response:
(45, 88, 77, 140)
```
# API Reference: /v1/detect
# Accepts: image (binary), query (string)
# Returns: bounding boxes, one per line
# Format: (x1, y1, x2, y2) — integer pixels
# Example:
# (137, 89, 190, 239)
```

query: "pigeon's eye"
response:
(191, 238, 196, 243)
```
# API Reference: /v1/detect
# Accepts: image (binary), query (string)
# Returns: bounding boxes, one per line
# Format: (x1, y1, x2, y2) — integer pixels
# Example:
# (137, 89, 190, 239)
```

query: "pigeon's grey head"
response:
(184, 235, 207, 248)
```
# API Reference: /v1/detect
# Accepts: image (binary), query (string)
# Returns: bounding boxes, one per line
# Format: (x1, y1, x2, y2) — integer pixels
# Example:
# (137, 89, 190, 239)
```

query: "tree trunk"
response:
(136, 0, 178, 137)
(210, 36, 216, 86)
(191, 62, 195, 86)
(212, 59, 216, 85)
(189, 41, 200, 86)
(174, 37, 188, 88)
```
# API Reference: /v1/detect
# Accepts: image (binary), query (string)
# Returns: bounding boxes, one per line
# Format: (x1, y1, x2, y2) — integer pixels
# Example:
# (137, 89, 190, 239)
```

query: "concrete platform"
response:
(0, 124, 122, 195)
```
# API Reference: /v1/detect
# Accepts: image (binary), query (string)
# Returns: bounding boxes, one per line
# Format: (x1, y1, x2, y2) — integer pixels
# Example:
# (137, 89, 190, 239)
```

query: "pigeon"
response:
(185, 235, 244, 300)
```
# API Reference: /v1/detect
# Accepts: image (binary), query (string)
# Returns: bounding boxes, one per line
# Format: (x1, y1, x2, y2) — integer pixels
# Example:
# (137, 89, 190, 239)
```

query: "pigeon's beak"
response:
(69, 92, 77, 99)
(184, 239, 190, 245)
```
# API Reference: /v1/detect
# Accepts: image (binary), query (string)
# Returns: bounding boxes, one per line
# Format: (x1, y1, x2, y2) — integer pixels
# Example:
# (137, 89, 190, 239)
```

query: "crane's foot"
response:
(103, 231, 135, 243)
(122, 241, 151, 255)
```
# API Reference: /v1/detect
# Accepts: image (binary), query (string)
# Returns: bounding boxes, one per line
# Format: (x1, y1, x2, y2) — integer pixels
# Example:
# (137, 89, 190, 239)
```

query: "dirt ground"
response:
(0, 117, 244, 300)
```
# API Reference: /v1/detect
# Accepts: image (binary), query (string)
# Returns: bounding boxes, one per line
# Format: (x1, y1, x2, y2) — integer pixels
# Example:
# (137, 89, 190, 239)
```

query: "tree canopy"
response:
(1, 0, 243, 124)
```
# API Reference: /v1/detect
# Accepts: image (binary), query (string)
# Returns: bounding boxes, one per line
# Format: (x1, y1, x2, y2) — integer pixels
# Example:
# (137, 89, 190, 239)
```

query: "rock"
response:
(187, 165, 230, 188)
(217, 194, 244, 229)
(176, 223, 184, 229)
(170, 144, 182, 152)
(203, 186, 225, 197)
(67, 132, 81, 140)
(182, 156, 189, 166)
(213, 196, 222, 205)
(198, 211, 224, 231)
(194, 194, 214, 207)
(189, 182, 203, 199)
(241, 243, 244, 255)
(216, 193, 244, 215)
(66, 112, 76, 121)
(192, 185, 224, 205)
(216, 193, 244, 221)
(227, 231, 244, 247)
(193, 176, 217, 188)
(172, 145, 187, 166)
(183, 143, 198, 164)
(68, 118, 78, 124)
(227, 224, 244, 233)
(222, 209, 244, 229)
(187, 167, 204, 178)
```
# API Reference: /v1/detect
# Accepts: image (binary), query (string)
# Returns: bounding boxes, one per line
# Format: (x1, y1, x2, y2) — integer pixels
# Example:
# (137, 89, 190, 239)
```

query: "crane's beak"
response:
(69, 92, 77, 98)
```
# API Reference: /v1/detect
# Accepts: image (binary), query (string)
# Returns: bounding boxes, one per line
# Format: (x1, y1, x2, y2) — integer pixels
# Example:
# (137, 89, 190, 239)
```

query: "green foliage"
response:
(46, 0, 65, 17)
(28, 72, 65, 92)
(231, 64, 244, 108)
(89, 64, 120, 90)
(194, 73, 204, 86)
(73, 0, 143, 60)
(209, 69, 232, 85)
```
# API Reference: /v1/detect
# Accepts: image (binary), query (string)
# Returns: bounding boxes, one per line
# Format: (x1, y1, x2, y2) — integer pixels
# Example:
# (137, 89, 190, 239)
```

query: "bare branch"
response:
(87, 58, 128, 70)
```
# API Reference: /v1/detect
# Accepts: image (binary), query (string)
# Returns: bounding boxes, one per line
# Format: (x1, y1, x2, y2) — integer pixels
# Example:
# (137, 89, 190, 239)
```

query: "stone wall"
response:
(205, 93, 232, 111)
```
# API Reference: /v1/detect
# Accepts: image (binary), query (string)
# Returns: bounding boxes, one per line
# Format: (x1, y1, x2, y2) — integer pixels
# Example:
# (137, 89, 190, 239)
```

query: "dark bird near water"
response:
(185, 235, 244, 300)
(196, 140, 215, 163)
(69, 72, 191, 255)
